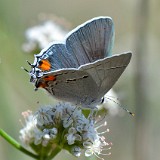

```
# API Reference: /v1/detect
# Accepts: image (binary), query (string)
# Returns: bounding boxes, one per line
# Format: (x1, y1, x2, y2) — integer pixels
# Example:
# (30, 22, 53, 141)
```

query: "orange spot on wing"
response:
(38, 59, 51, 71)
(44, 75, 56, 81)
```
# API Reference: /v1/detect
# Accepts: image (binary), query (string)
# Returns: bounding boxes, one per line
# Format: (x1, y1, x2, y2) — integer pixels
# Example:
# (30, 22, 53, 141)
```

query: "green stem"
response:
(0, 129, 39, 159)
(46, 146, 61, 160)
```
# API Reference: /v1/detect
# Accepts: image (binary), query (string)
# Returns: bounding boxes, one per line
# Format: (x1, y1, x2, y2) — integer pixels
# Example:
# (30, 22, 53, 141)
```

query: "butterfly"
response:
(24, 17, 132, 109)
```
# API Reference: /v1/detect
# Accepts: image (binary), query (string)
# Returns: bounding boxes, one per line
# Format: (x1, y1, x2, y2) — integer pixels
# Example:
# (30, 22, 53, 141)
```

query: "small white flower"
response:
(65, 127, 82, 145)
(36, 106, 55, 129)
(84, 137, 111, 160)
(84, 139, 102, 156)
(43, 128, 57, 139)
(71, 146, 81, 157)
(20, 110, 42, 146)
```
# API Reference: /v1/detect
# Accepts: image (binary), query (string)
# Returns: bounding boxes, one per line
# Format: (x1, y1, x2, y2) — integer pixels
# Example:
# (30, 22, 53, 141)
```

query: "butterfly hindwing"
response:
(37, 69, 99, 107)
(79, 52, 132, 99)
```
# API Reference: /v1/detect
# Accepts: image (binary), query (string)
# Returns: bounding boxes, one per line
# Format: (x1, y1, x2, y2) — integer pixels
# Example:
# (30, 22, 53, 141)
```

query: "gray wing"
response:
(40, 43, 79, 70)
(35, 17, 114, 70)
(79, 52, 132, 99)
(39, 69, 99, 105)
(66, 17, 114, 66)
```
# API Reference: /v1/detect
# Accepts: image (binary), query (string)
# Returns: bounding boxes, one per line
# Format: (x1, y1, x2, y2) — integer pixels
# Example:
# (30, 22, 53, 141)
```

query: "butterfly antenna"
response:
(21, 67, 29, 73)
(106, 94, 119, 101)
(106, 96, 135, 116)
(26, 60, 33, 66)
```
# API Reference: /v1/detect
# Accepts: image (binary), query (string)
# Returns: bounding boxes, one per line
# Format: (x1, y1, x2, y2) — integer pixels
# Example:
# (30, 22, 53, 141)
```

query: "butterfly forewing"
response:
(37, 44, 79, 70)
(34, 17, 114, 71)
(66, 17, 114, 65)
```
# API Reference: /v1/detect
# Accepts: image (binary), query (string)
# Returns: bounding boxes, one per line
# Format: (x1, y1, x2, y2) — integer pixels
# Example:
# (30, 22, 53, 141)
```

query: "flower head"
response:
(20, 103, 111, 159)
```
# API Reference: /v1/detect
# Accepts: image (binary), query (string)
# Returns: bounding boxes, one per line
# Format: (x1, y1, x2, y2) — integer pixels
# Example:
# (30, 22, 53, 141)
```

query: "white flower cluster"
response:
(22, 20, 67, 53)
(20, 110, 57, 147)
(20, 103, 111, 159)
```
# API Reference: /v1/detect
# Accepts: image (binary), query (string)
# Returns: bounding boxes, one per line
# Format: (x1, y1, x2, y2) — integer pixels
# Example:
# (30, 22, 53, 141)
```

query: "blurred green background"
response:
(0, 0, 160, 160)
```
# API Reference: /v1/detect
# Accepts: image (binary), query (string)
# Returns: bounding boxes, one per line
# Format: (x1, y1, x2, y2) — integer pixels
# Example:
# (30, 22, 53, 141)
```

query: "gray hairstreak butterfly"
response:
(24, 17, 132, 109)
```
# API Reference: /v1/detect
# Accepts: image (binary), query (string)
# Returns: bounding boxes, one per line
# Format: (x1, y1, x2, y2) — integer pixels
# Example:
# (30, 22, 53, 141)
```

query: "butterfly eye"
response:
(38, 60, 43, 66)
(101, 97, 105, 103)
